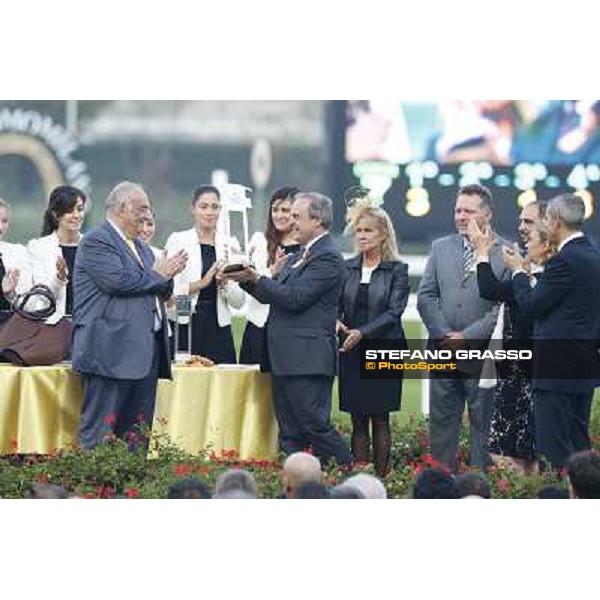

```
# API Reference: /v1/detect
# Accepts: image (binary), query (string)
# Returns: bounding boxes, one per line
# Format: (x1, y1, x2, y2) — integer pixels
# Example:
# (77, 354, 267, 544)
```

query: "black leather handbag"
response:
(0, 284, 72, 366)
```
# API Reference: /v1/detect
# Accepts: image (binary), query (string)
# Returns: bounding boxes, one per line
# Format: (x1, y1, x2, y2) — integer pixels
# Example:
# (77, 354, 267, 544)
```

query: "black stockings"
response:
(351, 413, 391, 477)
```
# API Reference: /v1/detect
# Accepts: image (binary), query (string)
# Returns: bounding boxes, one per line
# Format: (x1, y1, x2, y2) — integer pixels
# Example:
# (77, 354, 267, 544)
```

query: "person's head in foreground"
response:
(566, 450, 600, 499)
(293, 482, 331, 499)
(28, 483, 69, 499)
(167, 477, 212, 499)
(344, 473, 387, 499)
(536, 485, 569, 499)
(412, 468, 459, 499)
(455, 472, 492, 499)
(330, 484, 366, 499)
(214, 469, 258, 499)
(282, 452, 323, 499)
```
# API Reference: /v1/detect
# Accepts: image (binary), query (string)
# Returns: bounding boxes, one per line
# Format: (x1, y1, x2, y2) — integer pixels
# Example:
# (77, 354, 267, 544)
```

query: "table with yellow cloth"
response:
(0, 364, 278, 459)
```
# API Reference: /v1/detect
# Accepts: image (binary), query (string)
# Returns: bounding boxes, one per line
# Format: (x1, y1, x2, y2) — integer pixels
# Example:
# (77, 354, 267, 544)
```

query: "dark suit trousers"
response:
(78, 333, 162, 449)
(271, 374, 353, 466)
(534, 389, 592, 470)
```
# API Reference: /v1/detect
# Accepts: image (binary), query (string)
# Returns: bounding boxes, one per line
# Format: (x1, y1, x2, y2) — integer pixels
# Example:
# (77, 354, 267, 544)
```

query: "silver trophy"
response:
(173, 294, 193, 363)
(216, 183, 253, 271)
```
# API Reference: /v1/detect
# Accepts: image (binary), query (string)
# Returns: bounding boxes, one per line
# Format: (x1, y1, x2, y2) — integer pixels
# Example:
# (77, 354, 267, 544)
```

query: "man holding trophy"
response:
(223, 191, 353, 467)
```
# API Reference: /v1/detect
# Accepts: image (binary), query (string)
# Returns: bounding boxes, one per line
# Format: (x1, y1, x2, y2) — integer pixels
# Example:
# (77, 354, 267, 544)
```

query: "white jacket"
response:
(164, 228, 244, 326)
(0, 240, 34, 297)
(27, 232, 80, 323)
(242, 231, 271, 328)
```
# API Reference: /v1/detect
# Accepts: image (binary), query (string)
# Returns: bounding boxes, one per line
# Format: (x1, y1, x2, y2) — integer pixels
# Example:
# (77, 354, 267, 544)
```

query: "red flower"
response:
(173, 463, 193, 477)
(497, 478, 511, 493)
(104, 414, 116, 426)
(125, 488, 140, 499)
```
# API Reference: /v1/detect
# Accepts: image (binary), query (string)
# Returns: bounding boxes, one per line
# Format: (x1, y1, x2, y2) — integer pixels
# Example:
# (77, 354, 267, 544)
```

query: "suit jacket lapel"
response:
(278, 249, 304, 283)
(104, 221, 143, 271)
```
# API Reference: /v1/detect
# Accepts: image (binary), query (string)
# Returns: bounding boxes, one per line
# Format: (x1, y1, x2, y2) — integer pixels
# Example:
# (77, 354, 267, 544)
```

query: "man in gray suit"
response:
(417, 184, 507, 469)
(72, 181, 188, 449)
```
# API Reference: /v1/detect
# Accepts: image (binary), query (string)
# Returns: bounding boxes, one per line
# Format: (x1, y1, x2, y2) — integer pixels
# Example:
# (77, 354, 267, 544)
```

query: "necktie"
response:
(292, 246, 308, 269)
(126, 239, 163, 331)
(463, 238, 475, 276)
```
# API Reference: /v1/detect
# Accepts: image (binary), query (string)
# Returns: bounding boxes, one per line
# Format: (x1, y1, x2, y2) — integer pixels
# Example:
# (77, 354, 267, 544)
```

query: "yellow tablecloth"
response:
(0, 364, 278, 459)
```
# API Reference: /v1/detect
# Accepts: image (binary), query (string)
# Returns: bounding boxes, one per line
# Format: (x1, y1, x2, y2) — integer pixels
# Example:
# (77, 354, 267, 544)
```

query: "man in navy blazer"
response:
(225, 192, 352, 466)
(507, 193, 600, 469)
(72, 181, 187, 449)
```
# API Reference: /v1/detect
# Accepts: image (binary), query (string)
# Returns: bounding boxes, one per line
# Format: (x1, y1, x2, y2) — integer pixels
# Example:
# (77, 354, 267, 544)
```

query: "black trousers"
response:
(271, 374, 353, 466)
(533, 388, 593, 470)
(78, 334, 162, 449)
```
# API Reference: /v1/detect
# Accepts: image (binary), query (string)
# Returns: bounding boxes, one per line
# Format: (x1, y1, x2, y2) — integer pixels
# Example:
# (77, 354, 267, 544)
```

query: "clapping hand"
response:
(502, 243, 528, 272)
(56, 256, 69, 282)
(269, 247, 288, 277)
(467, 220, 495, 259)
(1, 268, 20, 297)
(153, 249, 188, 279)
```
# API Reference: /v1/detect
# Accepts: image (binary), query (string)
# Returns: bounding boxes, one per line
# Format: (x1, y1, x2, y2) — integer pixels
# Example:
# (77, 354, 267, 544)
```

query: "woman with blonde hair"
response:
(338, 203, 409, 477)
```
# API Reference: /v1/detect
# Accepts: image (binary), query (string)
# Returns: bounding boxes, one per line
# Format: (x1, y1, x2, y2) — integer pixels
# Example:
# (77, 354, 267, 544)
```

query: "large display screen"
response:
(345, 100, 600, 166)
(332, 101, 600, 246)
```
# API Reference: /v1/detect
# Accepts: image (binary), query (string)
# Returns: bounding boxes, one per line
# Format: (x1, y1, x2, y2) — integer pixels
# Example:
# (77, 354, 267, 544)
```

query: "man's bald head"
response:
(282, 452, 323, 498)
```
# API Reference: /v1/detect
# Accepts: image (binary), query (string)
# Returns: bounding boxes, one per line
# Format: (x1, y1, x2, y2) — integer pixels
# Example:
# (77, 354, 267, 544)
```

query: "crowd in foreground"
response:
(18, 448, 600, 500)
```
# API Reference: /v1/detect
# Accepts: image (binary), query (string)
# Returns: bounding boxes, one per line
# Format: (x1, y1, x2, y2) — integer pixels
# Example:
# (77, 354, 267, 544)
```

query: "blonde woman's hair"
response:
(347, 205, 401, 261)
(531, 220, 551, 244)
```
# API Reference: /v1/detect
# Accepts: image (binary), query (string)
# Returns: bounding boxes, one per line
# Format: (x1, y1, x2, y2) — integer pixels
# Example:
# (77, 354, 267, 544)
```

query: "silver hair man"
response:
(105, 181, 148, 213)
(296, 192, 334, 230)
(546, 193, 585, 230)
(215, 469, 258, 498)
(344, 473, 387, 499)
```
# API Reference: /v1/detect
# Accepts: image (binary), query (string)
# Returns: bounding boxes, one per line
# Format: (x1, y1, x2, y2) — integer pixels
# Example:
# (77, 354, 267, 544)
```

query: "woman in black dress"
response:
(239, 186, 300, 367)
(471, 217, 554, 475)
(165, 185, 245, 363)
(338, 205, 409, 477)
(27, 186, 87, 318)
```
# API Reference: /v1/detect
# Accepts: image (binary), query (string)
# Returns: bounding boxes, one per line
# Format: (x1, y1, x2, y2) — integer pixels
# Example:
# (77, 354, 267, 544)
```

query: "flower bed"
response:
(1, 413, 598, 499)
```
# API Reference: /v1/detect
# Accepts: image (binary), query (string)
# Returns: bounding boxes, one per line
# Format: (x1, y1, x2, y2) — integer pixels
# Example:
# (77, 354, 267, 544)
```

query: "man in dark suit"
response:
(72, 181, 187, 449)
(506, 193, 600, 469)
(225, 192, 352, 466)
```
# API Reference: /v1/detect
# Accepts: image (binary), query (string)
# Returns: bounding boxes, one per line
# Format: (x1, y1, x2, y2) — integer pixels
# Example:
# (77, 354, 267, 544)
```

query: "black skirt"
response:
(172, 300, 236, 364)
(339, 345, 402, 414)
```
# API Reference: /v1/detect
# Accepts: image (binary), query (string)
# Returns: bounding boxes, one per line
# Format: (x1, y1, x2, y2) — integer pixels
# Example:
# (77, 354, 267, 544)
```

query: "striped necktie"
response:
(463, 238, 475, 276)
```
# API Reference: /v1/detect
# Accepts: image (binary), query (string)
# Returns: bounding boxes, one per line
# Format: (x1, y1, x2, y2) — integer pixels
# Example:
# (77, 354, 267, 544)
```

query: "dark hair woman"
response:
(27, 185, 87, 318)
(238, 185, 300, 366)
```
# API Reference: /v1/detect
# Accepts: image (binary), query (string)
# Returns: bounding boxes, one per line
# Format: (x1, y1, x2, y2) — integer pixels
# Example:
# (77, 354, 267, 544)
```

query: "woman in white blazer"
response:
(0, 198, 33, 314)
(165, 185, 244, 363)
(238, 186, 301, 366)
(27, 186, 86, 322)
